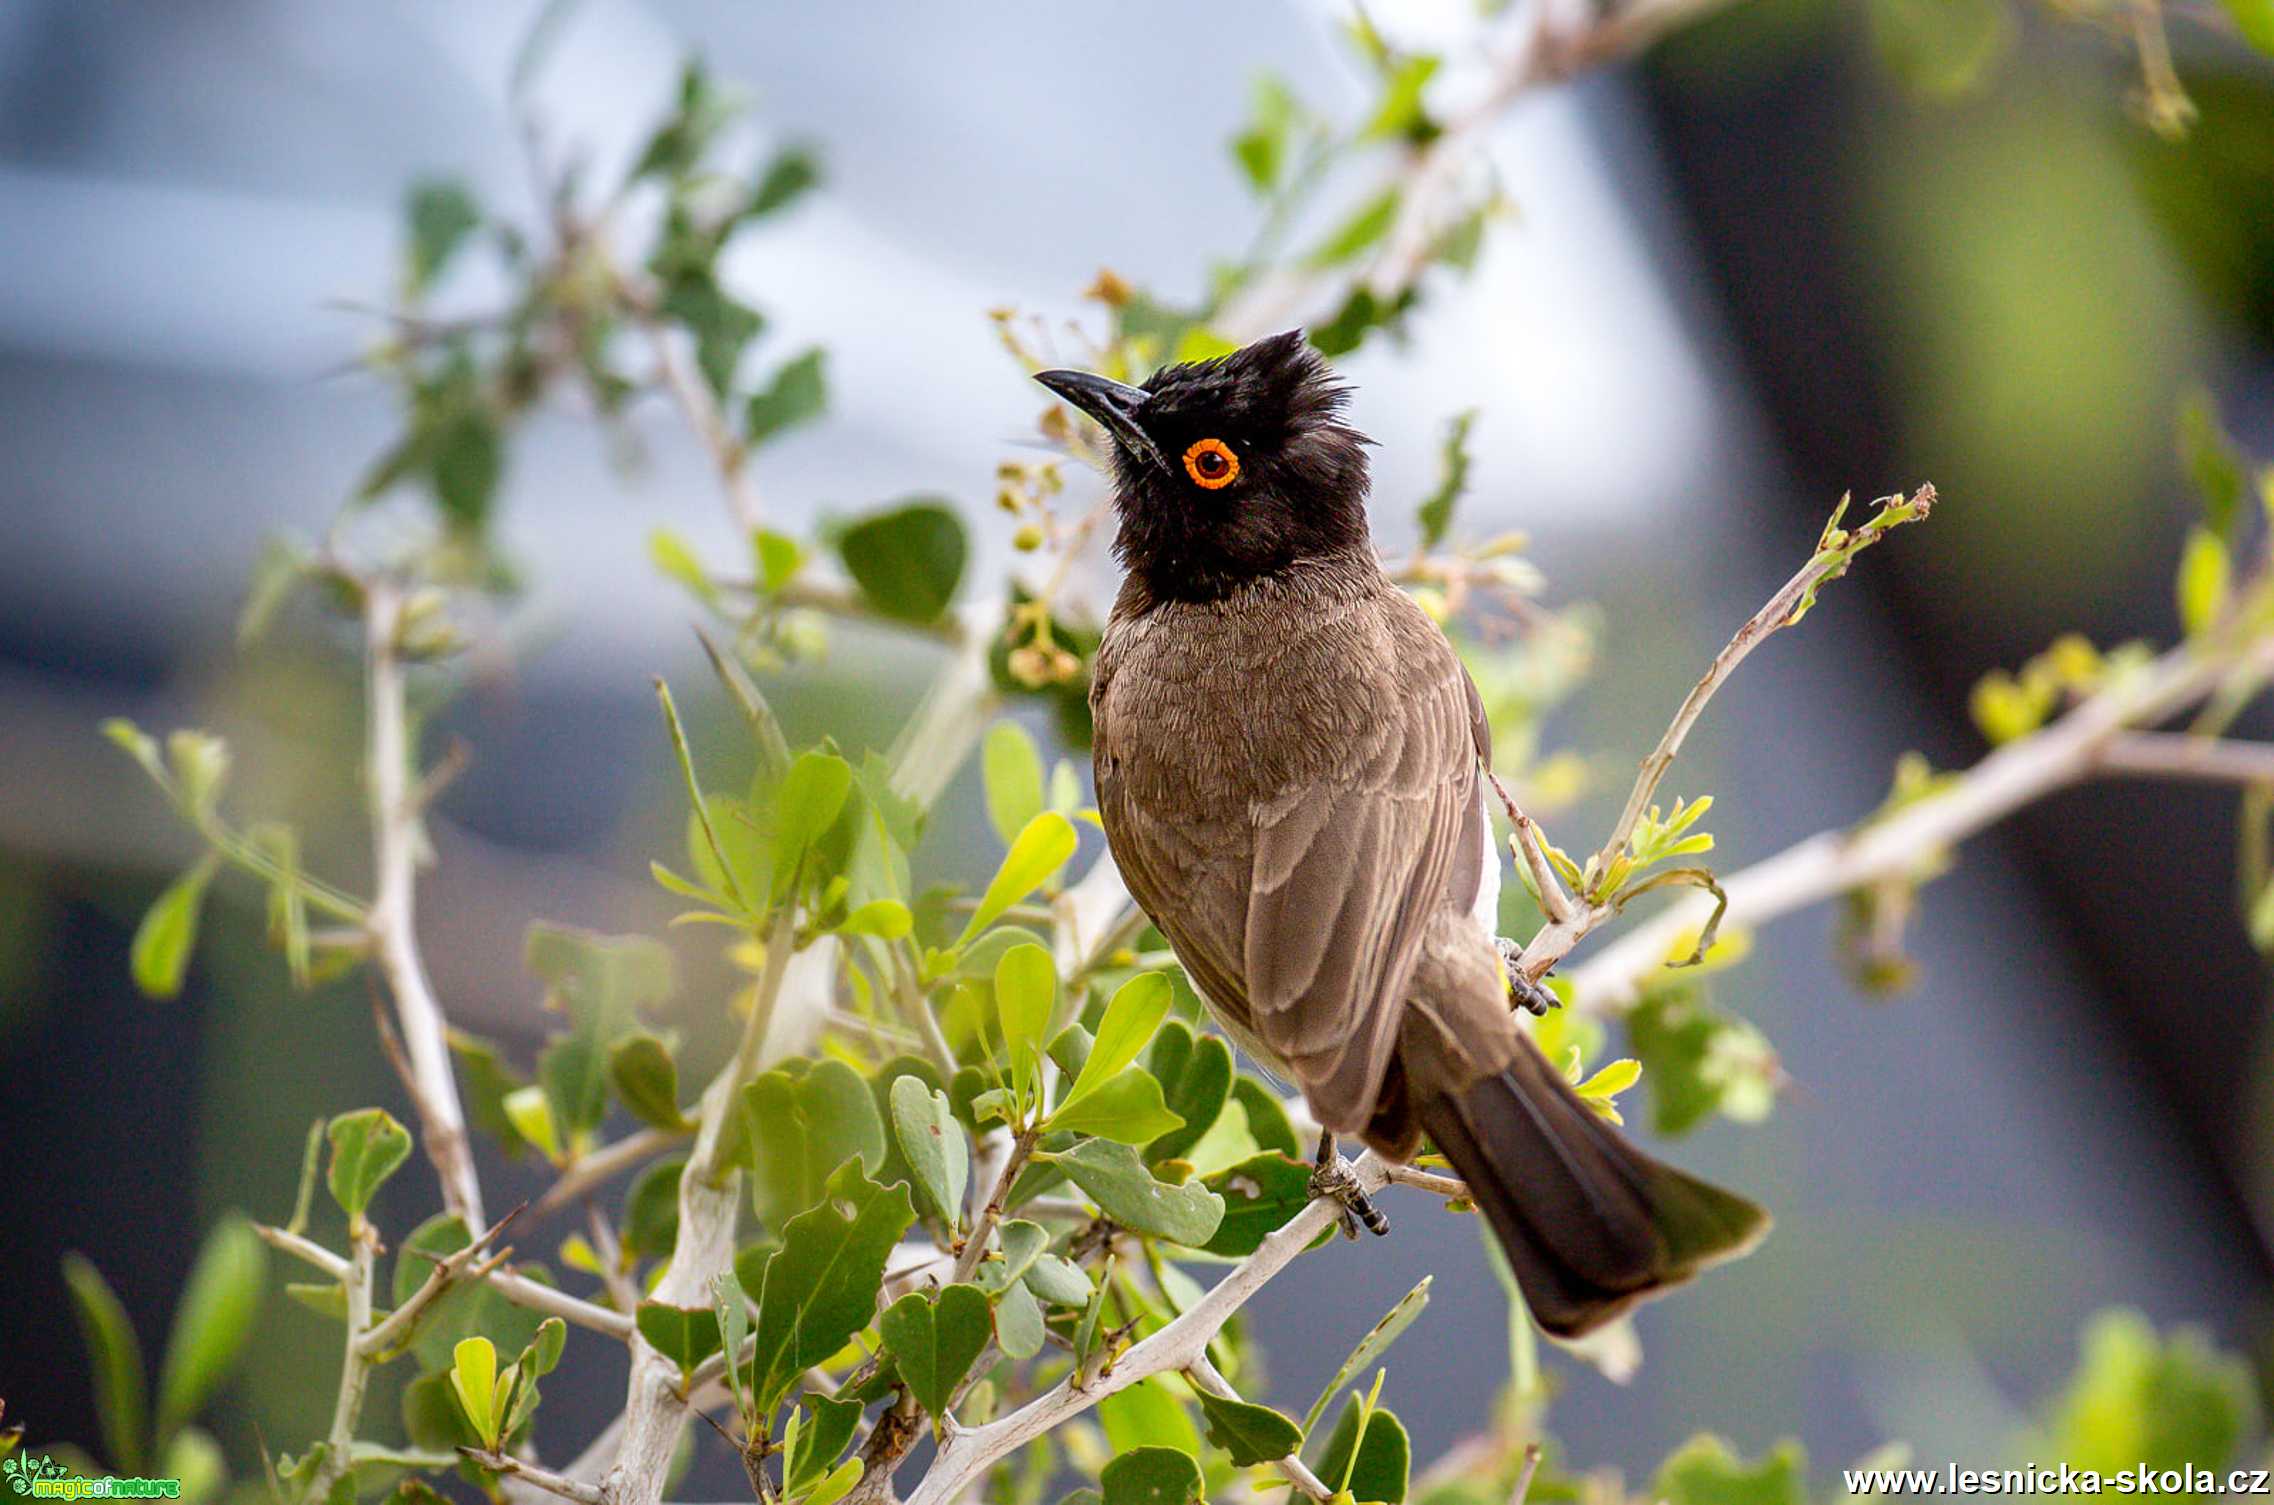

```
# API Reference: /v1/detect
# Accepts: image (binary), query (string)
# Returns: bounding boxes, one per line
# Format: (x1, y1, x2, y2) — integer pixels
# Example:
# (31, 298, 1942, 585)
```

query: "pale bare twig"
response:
(532, 1128, 689, 1224)
(466, 1449, 608, 1505)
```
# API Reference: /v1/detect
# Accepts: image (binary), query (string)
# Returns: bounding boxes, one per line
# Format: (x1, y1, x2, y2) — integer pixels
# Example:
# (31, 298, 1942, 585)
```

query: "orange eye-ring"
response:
(1183, 438, 1239, 489)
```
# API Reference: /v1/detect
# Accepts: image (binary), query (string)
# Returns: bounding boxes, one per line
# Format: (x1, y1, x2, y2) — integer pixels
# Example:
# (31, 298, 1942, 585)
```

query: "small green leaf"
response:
(648, 527, 716, 606)
(406, 180, 480, 291)
(957, 813, 1077, 947)
(833, 899, 913, 938)
(622, 1156, 685, 1261)
(1415, 409, 1477, 551)
(155, 1217, 266, 1443)
(636, 1301, 723, 1380)
(741, 1058, 887, 1227)
(746, 348, 829, 446)
(1056, 1140, 1224, 1246)
(772, 750, 858, 902)
(448, 1337, 501, 1449)
(1195, 1388, 1303, 1467)
(1023, 1253, 1094, 1307)
(1305, 1278, 1431, 1434)
(1231, 1078, 1302, 1158)
(994, 1276, 1046, 1360)
(749, 146, 822, 219)
(1652, 1434, 1807, 1505)
(785, 1392, 863, 1495)
(450, 1030, 533, 1159)
(838, 499, 967, 625)
(1055, 971, 1172, 1119)
(1047, 1068, 1184, 1144)
(878, 1283, 991, 1420)
(993, 942, 1056, 1100)
(63, 1253, 149, 1473)
(983, 721, 1047, 847)
(2045, 1309, 2255, 1478)
(749, 1161, 917, 1409)
(1146, 1026, 1231, 1165)
(1314, 1396, 1410, 1504)
(804, 1457, 864, 1505)
(2177, 527, 2231, 638)
(889, 1075, 969, 1228)
(608, 1031, 693, 1132)
(431, 403, 502, 530)
(1099, 1446, 1204, 1505)
(1307, 187, 1400, 268)
(1200, 1152, 1315, 1258)
(131, 856, 218, 1000)
(327, 1108, 413, 1219)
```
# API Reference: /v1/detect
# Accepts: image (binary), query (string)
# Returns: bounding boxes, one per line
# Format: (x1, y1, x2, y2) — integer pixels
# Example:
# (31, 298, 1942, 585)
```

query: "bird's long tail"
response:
(1413, 1032, 1769, 1339)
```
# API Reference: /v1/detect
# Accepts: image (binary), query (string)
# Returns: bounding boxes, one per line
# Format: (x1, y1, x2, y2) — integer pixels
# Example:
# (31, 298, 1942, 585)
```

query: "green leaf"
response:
(608, 1031, 694, 1133)
(447, 1337, 501, 1449)
(2177, 388, 2247, 536)
(1231, 1078, 1302, 1159)
(2177, 527, 2231, 638)
(878, 1283, 991, 1420)
(1652, 1435, 1808, 1505)
(838, 498, 967, 625)
(406, 181, 480, 292)
(994, 942, 1056, 1100)
(1022, 1253, 1094, 1308)
(1056, 1140, 1224, 1246)
(833, 899, 913, 938)
(449, 1030, 532, 1159)
(1230, 74, 1300, 193)
(131, 856, 218, 1000)
(1415, 409, 1477, 551)
(636, 1302, 723, 1380)
(155, 1217, 265, 1443)
(2044, 1309, 2255, 1477)
(994, 1276, 1045, 1360)
(1195, 1389, 1303, 1467)
(747, 348, 829, 446)
(402, 1369, 477, 1453)
(431, 403, 502, 530)
(649, 527, 716, 605)
(2223, 0, 2274, 53)
(622, 1156, 685, 1260)
(662, 271, 763, 398)
(1145, 1025, 1231, 1165)
(889, 1075, 969, 1228)
(755, 529, 806, 594)
(1305, 1278, 1431, 1434)
(748, 1160, 916, 1409)
(1307, 187, 1400, 268)
(1056, 972, 1172, 1120)
(983, 722, 1047, 847)
(1314, 1397, 1410, 1504)
(62, 1253, 149, 1473)
(1626, 987, 1778, 1136)
(741, 1058, 888, 1227)
(1098, 1447, 1203, 1505)
(804, 1457, 864, 1505)
(1047, 1068, 1184, 1144)
(327, 1108, 413, 1220)
(1200, 1152, 1314, 1258)
(749, 147, 822, 219)
(391, 1214, 551, 1371)
(1360, 54, 1441, 142)
(957, 813, 1078, 947)
(786, 1393, 863, 1495)
(771, 750, 858, 902)
(529, 924, 675, 1141)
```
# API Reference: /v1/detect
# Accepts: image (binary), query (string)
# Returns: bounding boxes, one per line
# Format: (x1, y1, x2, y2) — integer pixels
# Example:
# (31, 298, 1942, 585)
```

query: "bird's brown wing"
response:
(1243, 624, 1487, 1129)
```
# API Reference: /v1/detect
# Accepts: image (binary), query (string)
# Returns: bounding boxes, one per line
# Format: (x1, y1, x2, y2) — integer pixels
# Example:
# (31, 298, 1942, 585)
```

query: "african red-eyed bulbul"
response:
(1035, 331, 1768, 1338)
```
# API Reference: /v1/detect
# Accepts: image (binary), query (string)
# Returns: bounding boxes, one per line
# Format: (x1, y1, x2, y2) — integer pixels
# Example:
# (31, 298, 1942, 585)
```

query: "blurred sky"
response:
(1, 0, 2269, 1490)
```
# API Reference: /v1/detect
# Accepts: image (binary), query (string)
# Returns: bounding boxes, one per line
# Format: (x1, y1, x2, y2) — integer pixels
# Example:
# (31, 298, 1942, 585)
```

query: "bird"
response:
(1034, 330, 1769, 1339)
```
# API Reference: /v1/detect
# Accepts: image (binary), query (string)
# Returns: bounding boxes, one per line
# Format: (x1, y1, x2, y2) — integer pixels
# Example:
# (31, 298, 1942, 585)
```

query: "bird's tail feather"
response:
(1415, 1033, 1769, 1339)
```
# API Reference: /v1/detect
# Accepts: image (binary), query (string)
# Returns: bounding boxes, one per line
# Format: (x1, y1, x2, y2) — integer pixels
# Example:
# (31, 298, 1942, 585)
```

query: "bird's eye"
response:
(1182, 437, 1239, 490)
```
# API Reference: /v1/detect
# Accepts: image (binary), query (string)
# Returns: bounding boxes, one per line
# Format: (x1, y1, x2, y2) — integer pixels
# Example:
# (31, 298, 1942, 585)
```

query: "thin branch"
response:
(467, 1450, 608, 1505)
(1185, 1354, 1332, 1502)
(634, 300, 764, 536)
(365, 580, 486, 1227)
(902, 1156, 1388, 1505)
(532, 1128, 688, 1224)
(1564, 639, 2264, 1013)
(255, 1223, 352, 1282)
(1382, 1163, 1468, 1199)
(1508, 1443, 1543, 1505)
(1487, 771, 1572, 925)
(485, 1267, 637, 1340)
(310, 1229, 376, 1496)
(2090, 731, 2274, 786)
(360, 1205, 525, 1357)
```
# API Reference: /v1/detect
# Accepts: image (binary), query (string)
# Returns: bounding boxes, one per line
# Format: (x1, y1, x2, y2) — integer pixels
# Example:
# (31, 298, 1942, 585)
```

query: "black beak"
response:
(1035, 368, 1166, 471)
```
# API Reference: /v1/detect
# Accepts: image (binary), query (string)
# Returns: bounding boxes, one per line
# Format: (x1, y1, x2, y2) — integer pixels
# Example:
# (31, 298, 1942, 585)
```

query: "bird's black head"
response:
(1035, 330, 1372, 602)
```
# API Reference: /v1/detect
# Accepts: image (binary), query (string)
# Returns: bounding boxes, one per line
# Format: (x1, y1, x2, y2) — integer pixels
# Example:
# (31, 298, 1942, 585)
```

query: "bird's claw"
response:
(1496, 937, 1560, 1017)
(1310, 1140, 1390, 1240)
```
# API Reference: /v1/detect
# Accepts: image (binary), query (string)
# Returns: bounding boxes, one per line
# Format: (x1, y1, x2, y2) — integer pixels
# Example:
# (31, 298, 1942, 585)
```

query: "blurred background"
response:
(3, 0, 2273, 1491)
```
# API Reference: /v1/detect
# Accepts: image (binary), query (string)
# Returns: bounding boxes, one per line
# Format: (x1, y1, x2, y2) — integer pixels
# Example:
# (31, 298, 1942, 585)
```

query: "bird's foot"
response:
(1496, 937, 1560, 1017)
(1310, 1130, 1389, 1240)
